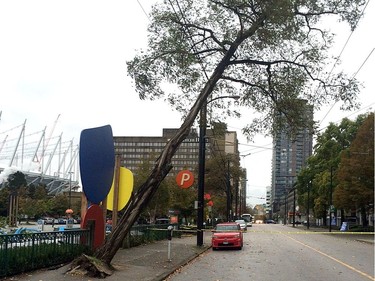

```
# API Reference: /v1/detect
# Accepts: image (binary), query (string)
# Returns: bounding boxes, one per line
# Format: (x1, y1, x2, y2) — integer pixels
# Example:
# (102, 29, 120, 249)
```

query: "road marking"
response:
(283, 234, 375, 281)
(246, 230, 375, 235)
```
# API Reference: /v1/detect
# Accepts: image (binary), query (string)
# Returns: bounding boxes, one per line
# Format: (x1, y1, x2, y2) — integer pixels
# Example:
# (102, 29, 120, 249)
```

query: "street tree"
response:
(168, 174, 196, 224)
(296, 113, 368, 224)
(0, 188, 10, 217)
(132, 155, 172, 222)
(6, 171, 27, 226)
(334, 112, 374, 226)
(49, 194, 70, 217)
(69, 0, 365, 276)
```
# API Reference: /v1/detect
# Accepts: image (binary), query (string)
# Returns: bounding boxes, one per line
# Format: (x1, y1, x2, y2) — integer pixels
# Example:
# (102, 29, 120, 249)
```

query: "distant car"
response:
(155, 218, 170, 225)
(10, 227, 42, 243)
(57, 218, 67, 224)
(42, 217, 54, 224)
(255, 220, 264, 224)
(211, 222, 243, 250)
(246, 220, 253, 227)
(235, 219, 247, 231)
(265, 219, 276, 224)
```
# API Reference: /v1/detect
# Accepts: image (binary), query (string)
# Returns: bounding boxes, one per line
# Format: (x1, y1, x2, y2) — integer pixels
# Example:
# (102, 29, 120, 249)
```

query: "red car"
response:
(211, 222, 243, 250)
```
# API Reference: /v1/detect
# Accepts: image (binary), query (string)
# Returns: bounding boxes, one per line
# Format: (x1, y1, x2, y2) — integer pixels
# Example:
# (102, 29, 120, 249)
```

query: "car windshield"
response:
(216, 225, 238, 231)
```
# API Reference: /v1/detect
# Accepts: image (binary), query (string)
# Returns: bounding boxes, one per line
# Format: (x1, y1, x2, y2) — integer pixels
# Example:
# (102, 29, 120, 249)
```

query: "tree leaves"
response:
(127, 0, 364, 139)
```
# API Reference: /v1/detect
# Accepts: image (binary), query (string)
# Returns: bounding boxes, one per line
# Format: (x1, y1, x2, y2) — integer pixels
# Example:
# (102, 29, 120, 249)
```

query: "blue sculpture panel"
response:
(79, 125, 115, 204)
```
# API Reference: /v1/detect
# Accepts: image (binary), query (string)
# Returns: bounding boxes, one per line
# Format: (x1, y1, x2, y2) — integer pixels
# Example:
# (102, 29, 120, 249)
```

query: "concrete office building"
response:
(114, 128, 200, 176)
(113, 127, 247, 216)
(113, 128, 241, 176)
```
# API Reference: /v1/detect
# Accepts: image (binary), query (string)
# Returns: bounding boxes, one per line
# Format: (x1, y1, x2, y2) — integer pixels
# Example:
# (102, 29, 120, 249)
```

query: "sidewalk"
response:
(3, 233, 212, 281)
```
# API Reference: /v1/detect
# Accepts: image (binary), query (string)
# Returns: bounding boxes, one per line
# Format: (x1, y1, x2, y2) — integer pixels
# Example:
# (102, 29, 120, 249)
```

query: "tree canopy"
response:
(334, 112, 374, 225)
(127, 0, 364, 139)
(71, 0, 367, 276)
(296, 112, 373, 226)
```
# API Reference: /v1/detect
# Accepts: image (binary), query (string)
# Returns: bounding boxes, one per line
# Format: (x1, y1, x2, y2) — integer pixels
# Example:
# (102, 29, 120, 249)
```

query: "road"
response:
(166, 224, 374, 281)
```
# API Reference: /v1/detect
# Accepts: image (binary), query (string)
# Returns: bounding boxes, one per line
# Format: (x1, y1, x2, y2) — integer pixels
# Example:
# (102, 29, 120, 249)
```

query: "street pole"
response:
(197, 102, 207, 247)
(234, 179, 239, 220)
(226, 159, 231, 222)
(284, 193, 287, 225)
(292, 188, 296, 227)
(68, 171, 72, 209)
(329, 166, 333, 232)
(307, 181, 311, 230)
(196, 95, 240, 247)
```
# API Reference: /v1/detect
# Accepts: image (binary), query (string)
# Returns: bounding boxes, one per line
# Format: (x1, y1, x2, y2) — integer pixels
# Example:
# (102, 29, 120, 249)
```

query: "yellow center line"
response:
(246, 230, 375, 235)
(282, 233, 375, 281)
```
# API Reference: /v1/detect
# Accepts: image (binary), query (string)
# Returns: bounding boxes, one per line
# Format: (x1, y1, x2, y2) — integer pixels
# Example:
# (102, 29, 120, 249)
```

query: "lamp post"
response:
(68, 171, 74, 209)
(196, 95, 240, 247)
(307, 180, 311, 230)
(66, 171, 74, 229)
(234, 178, 239, 220)
(292, 187, 296, 227)
(226, 159, 231, 221)
(329, 166, 333, 232)
(284, 192, 288, 225)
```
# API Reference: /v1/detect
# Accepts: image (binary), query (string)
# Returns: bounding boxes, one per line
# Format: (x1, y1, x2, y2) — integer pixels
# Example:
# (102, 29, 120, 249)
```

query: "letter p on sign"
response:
(176, 170, 194, 189)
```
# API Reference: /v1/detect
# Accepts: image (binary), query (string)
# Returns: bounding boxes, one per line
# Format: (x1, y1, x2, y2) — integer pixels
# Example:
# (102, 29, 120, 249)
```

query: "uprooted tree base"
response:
(66, 254, 114, 278)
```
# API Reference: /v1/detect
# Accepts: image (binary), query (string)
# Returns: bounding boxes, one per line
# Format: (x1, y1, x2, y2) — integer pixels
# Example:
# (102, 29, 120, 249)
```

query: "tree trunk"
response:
(67, 24, 242, 277)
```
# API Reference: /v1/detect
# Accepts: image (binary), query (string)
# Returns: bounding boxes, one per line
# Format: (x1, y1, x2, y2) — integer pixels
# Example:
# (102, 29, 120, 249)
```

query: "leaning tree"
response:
(68, 0, 365, 277)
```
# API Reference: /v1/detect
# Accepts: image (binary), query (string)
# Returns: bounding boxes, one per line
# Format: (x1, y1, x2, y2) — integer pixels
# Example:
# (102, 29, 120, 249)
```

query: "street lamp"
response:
(196, 95, 240, 247)
(292, 187, 296, 227)
(307, 180, 311, 230)
(284, 192, 288, 225)
(226, 159, 231, 221)
(329, 166, 333, 232)
(68, 171, 74, 209)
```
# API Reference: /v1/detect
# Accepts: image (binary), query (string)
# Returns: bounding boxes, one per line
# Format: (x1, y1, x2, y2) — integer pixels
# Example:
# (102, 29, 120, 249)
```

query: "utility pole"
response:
(292, 188, 296, 227)
(196, 102, 207, 247)
(284, 193, 287, 225)
(68, 171, 73, 209)
(307, 180, 311, 230)
(226, 159, 231, 222)
(196, 95, 240, 247)
(329, 166, 333, 232)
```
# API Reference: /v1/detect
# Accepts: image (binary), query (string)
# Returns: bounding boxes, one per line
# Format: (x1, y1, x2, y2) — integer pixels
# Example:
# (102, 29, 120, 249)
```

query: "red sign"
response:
(176, 170, 194, 188)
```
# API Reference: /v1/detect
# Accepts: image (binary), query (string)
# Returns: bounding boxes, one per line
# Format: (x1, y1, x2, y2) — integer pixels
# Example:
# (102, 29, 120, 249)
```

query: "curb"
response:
(355, 238, 374, 245)
(155, 245, 212, 281)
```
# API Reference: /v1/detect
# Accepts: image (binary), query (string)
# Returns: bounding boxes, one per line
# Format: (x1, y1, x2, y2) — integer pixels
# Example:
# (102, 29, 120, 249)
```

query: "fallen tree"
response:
(67, 0, 364, 277)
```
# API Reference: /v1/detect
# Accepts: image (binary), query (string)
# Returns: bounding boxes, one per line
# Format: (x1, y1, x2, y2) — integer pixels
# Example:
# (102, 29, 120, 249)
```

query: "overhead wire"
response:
(319, 0, 371, 125)
(136, 0, 151, 21)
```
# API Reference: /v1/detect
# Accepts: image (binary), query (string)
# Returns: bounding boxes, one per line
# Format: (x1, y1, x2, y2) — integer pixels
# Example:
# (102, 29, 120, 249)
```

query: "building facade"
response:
(113, 128, 246, 215)
(114, 128, 200, 177)
(270, 101, 314, 222)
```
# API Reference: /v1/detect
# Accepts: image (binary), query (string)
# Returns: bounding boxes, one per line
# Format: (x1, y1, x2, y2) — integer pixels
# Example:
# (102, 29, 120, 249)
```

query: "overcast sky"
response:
(0, 1, 374, 206)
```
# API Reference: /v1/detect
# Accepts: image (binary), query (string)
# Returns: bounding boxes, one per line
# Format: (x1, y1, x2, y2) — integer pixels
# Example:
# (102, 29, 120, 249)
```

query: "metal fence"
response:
(0, 224, 182, 278)
(0, 229, 91, 278)
(121, 224, 181, 248)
